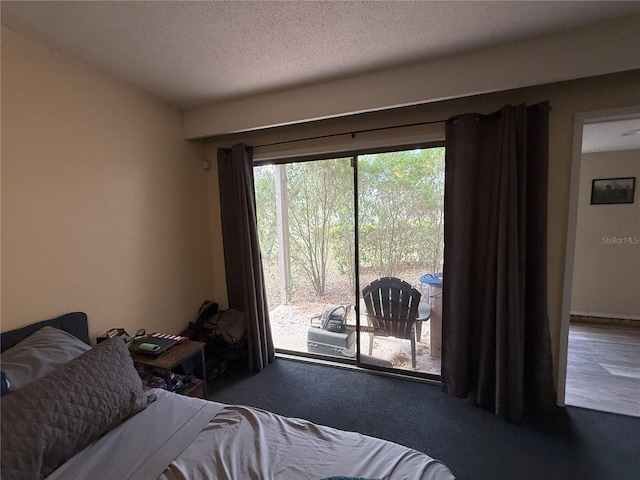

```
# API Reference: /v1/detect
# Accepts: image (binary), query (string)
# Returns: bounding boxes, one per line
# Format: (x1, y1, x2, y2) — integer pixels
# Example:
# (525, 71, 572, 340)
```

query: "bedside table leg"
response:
(165, 369, 173, 392)
(200, 349, 207, 396)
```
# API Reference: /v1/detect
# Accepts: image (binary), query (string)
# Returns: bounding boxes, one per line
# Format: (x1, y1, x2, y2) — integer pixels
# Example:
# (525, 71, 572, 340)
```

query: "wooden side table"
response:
(130, 339, 207, 398)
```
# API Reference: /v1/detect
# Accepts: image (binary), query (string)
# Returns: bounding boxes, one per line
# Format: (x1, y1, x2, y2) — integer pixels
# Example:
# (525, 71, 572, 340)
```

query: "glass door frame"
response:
(257, 141, 444, 382)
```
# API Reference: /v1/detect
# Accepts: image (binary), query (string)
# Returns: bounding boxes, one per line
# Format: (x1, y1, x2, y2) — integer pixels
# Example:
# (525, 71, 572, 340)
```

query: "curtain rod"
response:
(253, 119, 447, 149)
(252, 103, 552, 149)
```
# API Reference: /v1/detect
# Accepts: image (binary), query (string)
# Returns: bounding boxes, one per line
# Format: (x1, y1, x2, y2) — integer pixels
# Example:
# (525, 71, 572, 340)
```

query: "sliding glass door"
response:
(356, 148, 444, 376)
(254, 157, 357, 361)
(254, 146, 444, 378)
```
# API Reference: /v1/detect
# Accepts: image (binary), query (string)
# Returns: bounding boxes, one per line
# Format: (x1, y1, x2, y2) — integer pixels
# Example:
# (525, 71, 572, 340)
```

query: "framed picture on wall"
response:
(590, 177, 635, 205)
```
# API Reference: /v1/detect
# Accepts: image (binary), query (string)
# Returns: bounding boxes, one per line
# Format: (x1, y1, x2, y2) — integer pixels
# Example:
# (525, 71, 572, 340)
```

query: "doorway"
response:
(254, 146, 444, 378)
(558, 106, 640, 416)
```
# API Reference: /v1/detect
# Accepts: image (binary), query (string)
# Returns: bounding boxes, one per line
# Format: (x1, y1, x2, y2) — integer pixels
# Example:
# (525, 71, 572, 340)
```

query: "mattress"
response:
(46, 388, 454, 480)
(160, 391, 454, 480)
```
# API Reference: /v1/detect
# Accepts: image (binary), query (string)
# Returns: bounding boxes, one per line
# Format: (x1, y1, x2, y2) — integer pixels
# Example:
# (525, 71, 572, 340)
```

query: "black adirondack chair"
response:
(361, 277, 422, 369)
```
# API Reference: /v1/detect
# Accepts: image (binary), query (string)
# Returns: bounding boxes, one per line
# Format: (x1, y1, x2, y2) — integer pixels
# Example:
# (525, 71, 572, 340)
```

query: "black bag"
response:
(191, 307, 246, 362)
(181, 301, 249, 381)
(203, 308, 247, 345)
(183, 301, 219, 343)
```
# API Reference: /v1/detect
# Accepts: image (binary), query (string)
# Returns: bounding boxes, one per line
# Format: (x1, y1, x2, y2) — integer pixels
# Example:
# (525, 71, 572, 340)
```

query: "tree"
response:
(329, 164, 355, 291)
(253, 148, 445, 301)
(254, 166, 277, 259)
(358, 148, 445, 276)
(287, 158, 352, 296)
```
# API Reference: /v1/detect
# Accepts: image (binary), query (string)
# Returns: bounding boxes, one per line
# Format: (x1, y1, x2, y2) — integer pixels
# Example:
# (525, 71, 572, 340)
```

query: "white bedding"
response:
(51, 389, 455, 480)
(47, 389, 223, 480)
(160, 403, 455, 480)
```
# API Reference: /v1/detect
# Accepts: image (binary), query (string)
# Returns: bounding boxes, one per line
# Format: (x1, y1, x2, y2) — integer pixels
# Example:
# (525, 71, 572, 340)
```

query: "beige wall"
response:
(204, 70, 640, 379)
(572, 150, 640, 319)
(1, 28, 214, 341)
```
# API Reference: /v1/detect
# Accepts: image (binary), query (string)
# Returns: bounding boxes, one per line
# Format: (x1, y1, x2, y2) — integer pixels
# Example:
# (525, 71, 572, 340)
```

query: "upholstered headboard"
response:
(0, 312, 89, 352)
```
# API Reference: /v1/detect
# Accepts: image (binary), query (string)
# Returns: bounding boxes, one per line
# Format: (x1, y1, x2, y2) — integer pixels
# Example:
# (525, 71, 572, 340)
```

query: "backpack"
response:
(204, 308, 247, 344)
(183, 301, 219, 343)
(183, 302, 248, 364)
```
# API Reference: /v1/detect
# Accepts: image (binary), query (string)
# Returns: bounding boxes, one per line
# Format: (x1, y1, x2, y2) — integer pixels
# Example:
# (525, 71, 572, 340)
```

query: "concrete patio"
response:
(269, 302, 441, 376)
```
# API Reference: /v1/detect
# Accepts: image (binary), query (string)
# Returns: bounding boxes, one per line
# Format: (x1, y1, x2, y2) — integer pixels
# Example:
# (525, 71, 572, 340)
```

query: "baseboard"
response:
(570, 314, 640, 328)
(571, 311, 640, 321)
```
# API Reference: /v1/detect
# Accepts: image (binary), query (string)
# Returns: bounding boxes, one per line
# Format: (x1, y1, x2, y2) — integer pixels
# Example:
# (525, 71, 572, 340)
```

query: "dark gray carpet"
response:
(207, 357, 639, 480)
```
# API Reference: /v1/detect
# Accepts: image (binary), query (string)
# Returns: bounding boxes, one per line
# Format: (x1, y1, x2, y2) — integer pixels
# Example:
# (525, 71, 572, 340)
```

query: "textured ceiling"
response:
(1, 1, 639, 109)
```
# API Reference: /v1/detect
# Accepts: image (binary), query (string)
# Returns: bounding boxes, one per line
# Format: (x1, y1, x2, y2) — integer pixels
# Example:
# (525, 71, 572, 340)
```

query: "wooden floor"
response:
(565, 323, 640, 417)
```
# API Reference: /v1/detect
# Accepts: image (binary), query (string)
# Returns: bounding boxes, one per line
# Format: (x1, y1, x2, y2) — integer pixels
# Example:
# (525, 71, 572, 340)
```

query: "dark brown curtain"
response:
(441, 102, 555, 421)
(217, 143, 275, 372)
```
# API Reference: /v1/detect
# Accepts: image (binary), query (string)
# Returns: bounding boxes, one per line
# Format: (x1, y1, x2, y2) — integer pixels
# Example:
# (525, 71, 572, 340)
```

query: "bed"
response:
(1, 312, 455, 480)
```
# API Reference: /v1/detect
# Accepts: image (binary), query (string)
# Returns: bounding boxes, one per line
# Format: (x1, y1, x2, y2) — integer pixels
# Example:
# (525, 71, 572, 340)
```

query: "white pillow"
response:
(0, 326, 91, 390)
